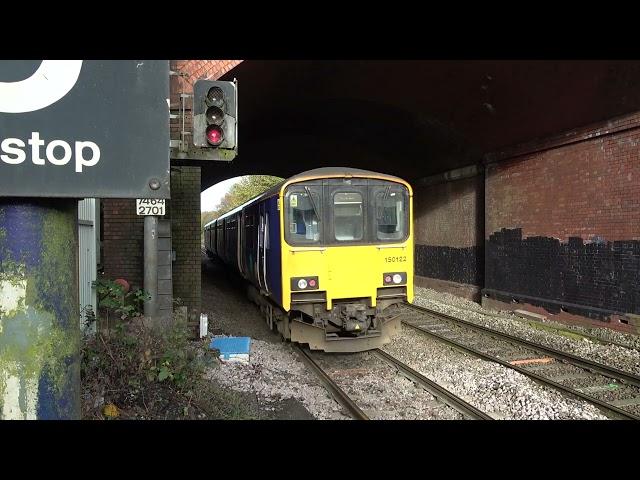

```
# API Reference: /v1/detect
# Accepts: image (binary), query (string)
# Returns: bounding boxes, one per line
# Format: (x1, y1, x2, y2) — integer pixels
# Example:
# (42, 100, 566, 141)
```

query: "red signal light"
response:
(206, 125, 223, 146)
(384, 275, 392, 283)
(308, 279, 316, 288)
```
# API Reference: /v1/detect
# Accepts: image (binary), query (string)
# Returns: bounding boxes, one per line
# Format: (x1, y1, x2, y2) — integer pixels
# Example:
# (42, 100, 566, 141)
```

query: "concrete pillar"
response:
(0, 199, 80, 419)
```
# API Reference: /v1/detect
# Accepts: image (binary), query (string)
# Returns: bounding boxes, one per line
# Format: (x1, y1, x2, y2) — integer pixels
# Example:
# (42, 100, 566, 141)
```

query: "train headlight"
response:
(297, 279, 308, 289)
(383, 272, 406, 285)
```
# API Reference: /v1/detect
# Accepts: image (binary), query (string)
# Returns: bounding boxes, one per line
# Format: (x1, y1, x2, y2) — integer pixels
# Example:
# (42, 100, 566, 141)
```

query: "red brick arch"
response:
(170, 60, 242, 104)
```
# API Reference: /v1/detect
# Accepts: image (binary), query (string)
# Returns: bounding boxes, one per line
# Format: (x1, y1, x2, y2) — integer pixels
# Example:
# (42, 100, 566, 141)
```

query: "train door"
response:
(257, 209, 263, 290)
(263, 211, 269, 293)
(237, 211, 244, 276)
(257, 203, 270, 294)
(244, 206, 257, 283)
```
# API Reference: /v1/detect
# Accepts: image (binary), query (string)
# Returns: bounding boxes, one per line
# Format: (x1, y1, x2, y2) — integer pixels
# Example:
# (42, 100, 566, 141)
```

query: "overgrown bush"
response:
(91, 277, 149, 331)
(82, 277, 256, 419)
(81, 317, 256, 420)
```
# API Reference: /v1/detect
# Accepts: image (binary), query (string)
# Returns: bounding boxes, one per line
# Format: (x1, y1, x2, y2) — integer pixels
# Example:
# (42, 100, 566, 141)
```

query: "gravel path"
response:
(383, 326, 608, 420)
(413, 287, 640, 376)
(202, 336, 465, 420)
(202, 254, 342, 419)
(203, 338, 349, 419)
(201, 255, 282, 343)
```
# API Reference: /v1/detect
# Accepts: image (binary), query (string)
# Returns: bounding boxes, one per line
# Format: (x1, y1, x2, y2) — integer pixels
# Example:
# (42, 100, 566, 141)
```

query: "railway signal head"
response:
(193, 79, 237, 150)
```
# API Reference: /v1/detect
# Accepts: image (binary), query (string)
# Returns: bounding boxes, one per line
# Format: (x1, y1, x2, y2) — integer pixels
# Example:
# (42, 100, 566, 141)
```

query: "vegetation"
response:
(201, 175, 283, 240)
(91, 277, 149, 330)
(81, 277, 257, 420)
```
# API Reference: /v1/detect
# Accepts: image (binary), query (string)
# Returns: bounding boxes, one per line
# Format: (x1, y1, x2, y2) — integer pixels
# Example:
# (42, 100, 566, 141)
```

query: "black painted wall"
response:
(415, 244, 484, 286)
(486, 228, 640, 315)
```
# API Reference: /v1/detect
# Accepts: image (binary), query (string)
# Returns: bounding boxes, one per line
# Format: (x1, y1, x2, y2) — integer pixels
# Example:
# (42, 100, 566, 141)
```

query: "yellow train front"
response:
(204, 167, 414, 352)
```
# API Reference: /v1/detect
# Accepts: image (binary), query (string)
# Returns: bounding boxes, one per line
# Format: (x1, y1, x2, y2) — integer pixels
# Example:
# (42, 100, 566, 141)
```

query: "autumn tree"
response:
(201, 175, 283, 241)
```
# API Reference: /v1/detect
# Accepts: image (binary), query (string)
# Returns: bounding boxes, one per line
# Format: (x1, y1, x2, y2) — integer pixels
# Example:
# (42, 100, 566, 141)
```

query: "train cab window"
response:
(333, 192, 363, 241)
(375, 187, 407, 241)
(285, 188, 322, 244)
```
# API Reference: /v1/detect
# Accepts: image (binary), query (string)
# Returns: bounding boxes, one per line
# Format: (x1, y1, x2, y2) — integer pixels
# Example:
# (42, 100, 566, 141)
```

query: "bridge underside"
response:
(199, 60, 640, 188)
(204, 60, 640, 332)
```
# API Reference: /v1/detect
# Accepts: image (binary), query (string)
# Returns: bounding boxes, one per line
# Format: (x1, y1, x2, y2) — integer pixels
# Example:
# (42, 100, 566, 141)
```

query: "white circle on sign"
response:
(0, 60, 83, 113)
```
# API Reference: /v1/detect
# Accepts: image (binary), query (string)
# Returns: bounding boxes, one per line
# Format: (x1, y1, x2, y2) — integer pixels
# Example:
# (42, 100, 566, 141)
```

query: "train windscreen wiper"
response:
(304, 186, 321, 222)
(377, 186, 391, 220)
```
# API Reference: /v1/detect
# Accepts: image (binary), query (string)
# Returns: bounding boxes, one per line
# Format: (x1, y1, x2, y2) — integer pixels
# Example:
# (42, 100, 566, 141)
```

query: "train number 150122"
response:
(384, 255, 407, 263)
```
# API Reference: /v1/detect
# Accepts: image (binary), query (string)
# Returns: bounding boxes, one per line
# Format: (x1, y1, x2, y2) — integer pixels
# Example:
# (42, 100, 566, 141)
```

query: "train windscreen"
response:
(285, 186, 322, 244)
(284, 179, 409, 246)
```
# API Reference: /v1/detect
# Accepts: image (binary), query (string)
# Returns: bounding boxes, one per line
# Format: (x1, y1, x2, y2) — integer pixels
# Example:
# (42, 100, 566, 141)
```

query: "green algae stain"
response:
(0, 203, 80, 419)
(0, 305, 77, 419)
(30, 207, 78, 320)
(525, 320, 591, 342)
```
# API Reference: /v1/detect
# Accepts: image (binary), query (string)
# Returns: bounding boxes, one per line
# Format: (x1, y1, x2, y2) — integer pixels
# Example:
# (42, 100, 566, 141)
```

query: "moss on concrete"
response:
(524, 319, 591, 342)
(0, 204, 79, 419)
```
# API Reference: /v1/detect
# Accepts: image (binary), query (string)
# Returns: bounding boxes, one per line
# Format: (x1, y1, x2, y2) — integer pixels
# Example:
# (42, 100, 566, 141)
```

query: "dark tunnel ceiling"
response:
(199, 60, 640, 190)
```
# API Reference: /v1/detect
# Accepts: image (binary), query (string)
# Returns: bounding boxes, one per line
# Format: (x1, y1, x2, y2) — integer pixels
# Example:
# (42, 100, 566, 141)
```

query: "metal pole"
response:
(0, 199, 80, 419)
(143, 215, 158, 319)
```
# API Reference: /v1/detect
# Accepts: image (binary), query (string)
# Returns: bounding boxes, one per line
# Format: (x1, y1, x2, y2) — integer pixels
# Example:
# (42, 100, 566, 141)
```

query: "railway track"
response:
(399, 303, 640, 420)
(427, 300, 640, 353)
(294, 345, 491, 420)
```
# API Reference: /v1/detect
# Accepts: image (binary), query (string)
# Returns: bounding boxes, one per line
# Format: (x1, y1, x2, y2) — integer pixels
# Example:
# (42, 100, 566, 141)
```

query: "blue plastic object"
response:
(209, 336, 251, 360)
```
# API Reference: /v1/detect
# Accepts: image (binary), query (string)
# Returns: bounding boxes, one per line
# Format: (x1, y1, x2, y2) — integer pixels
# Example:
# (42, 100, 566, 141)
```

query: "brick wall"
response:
(413, 174, 484, 300)
(484, 112, 640, 330)
(168, 166, 202, 315)
(101, 199, 144, 288)
(101, 166, 202, 316)
(486, 134, 640, 242)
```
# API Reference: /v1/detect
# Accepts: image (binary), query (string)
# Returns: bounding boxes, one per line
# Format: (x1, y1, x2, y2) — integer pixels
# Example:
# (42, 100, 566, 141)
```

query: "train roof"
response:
(284, 167, 408, 185)
(204, 167, 410, 228)
(203, 179, 285, 229)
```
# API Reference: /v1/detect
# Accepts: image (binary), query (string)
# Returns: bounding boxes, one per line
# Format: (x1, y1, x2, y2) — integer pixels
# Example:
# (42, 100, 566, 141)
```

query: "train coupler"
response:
(332, 303, 372, 333)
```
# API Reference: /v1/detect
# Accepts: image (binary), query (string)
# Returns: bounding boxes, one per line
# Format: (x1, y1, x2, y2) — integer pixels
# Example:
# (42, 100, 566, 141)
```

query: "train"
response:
(204, 167, 414, 352)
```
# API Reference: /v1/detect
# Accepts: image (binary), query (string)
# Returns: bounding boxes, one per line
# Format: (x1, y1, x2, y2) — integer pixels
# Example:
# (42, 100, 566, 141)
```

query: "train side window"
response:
(375, 189, 406, 241)
(333, 192, 363, 241)
(285, 188, 321, 244)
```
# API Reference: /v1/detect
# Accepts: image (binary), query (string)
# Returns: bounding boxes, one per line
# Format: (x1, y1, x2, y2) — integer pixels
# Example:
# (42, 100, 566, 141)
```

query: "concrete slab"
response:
(514, 309, 548, 321)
